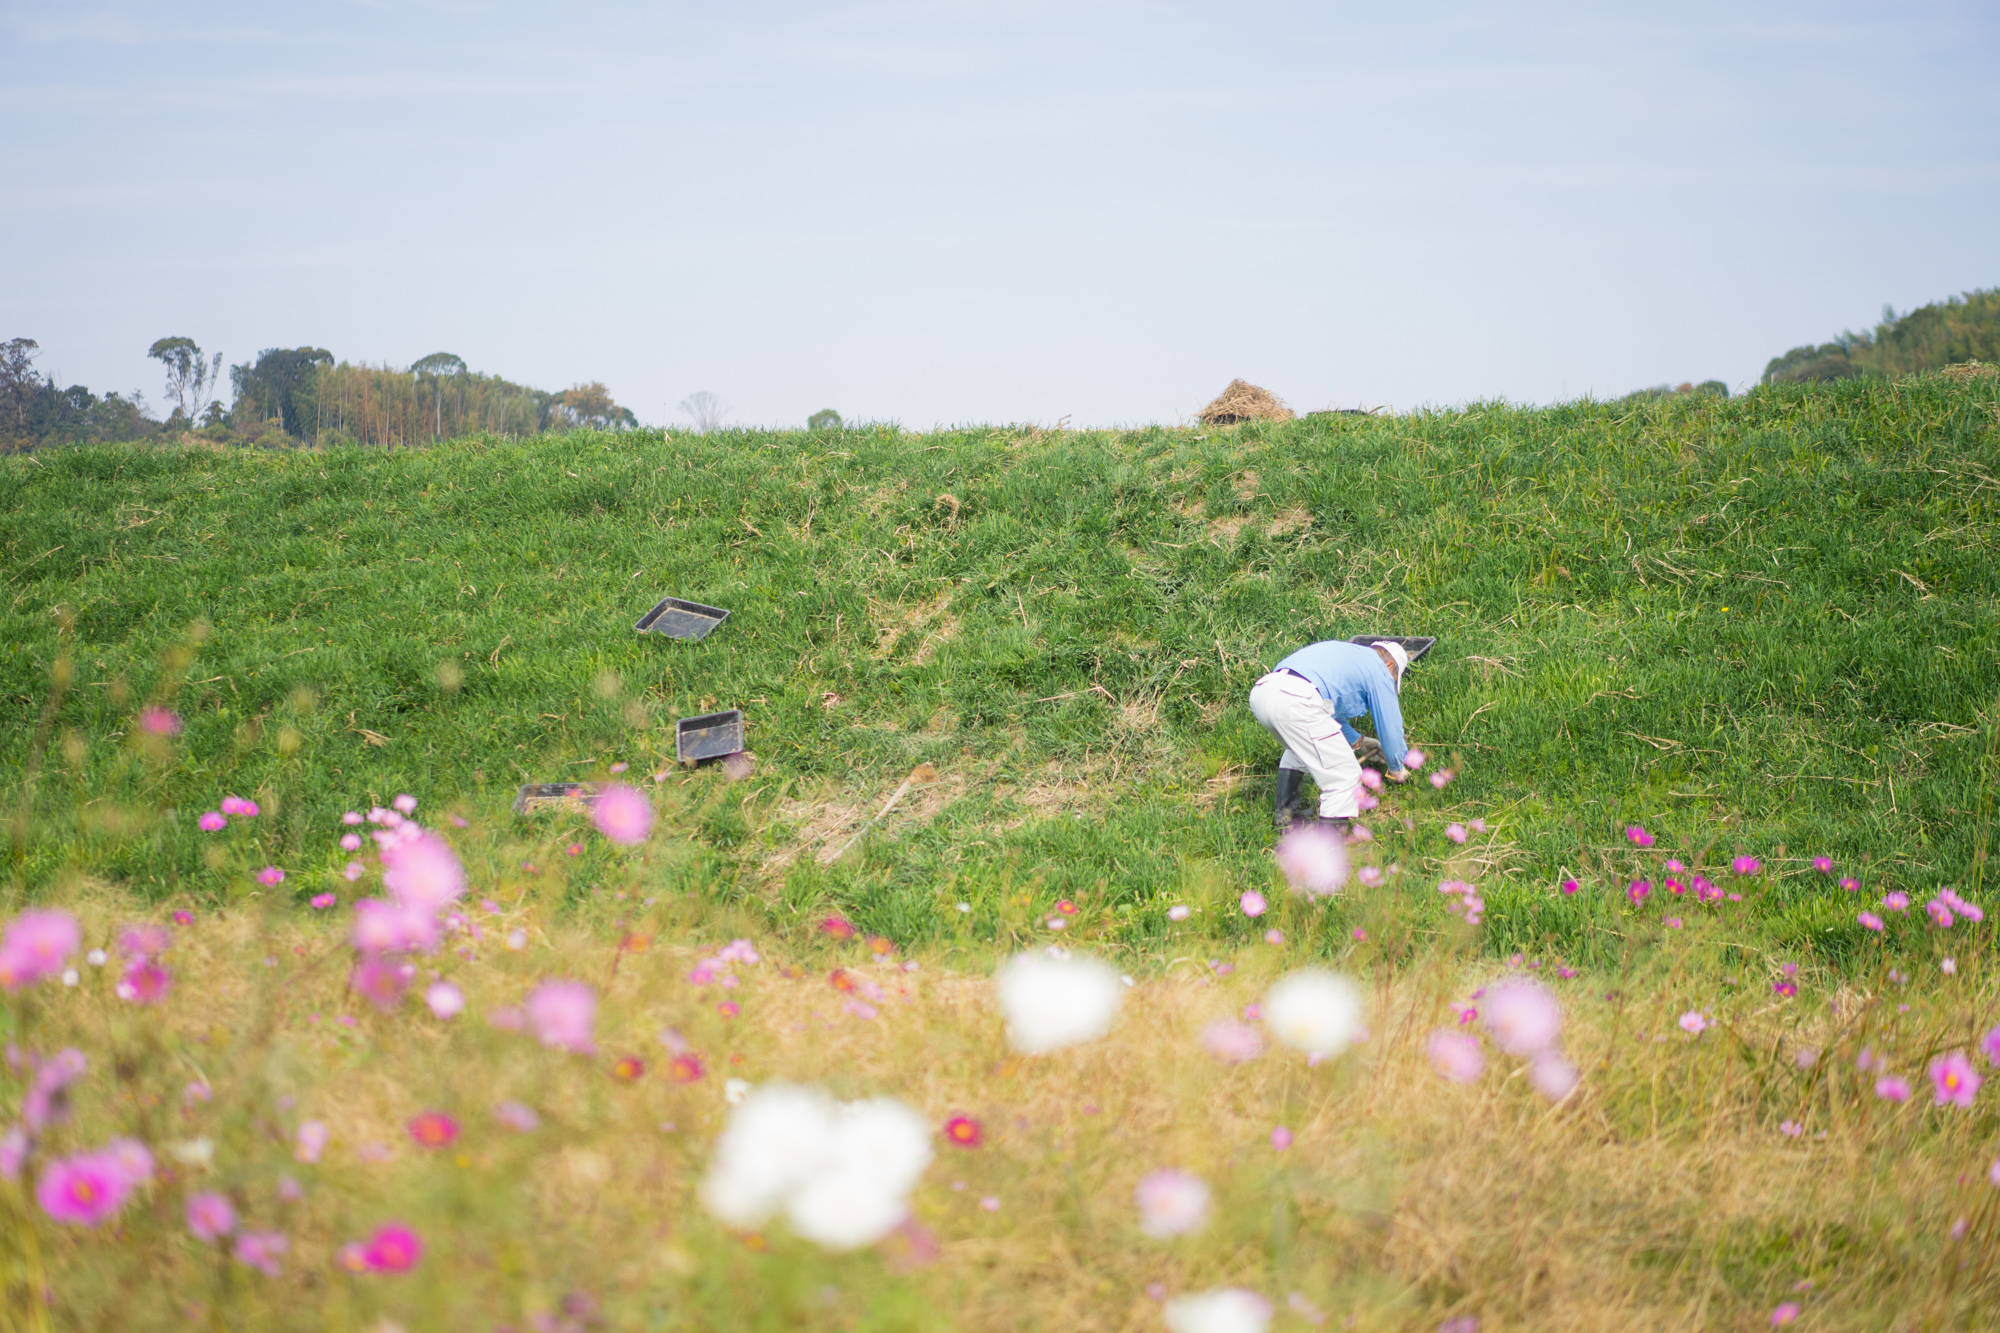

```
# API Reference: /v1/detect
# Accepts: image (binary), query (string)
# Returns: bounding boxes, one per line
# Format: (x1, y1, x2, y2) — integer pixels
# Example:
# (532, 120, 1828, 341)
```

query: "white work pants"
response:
(1248, 671, 1362, 818)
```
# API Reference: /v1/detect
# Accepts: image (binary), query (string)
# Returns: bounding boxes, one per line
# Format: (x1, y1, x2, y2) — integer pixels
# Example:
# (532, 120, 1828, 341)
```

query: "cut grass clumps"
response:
(0, 375, 1996, 966)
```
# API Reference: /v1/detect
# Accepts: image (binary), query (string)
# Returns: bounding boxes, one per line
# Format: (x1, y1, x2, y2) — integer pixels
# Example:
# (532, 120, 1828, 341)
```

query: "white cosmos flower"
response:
(786, 1164, 912, 1250)
(995, 951, 1123, 1055)
(699, 1083, 836, 1228)
(1261, 969, 1365, 1059)
(701, 1084, 933, 1252)
(1163, 1288, 1273, 1333)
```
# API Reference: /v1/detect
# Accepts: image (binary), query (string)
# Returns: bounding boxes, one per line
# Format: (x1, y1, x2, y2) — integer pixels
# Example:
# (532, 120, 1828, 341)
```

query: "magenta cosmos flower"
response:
(362, 1223, 424, 1273)
(197, 811, 227, 831)
(1678, 1011, 1707, 1036)
(234, 1230, 288, 1276)
(525, 980, 597, 1054)
(1931, 1051, 1982, 1108)
(1857, 911, 1884, 932)
(0, 909, 81, 990)
(1732, 856, 1761, 876)
(256, 866, 285, 887)
(37, 1147, 141, 1225)
(220, 796, 259, 818)
(1625, 825, 1654, 847)
(1812, 856, 1833, 874)
(1875, 1076, 1911, 1102)
(1427, 1029, 1485, 1083)
(591, 784, 653, 845)
(1444, 822, 1467, 843)
(1239, 890, 1267, 918)
(115, 959, 171, 1004)
(1404, 748, 1425, 769)
(381, 830, 464, 914)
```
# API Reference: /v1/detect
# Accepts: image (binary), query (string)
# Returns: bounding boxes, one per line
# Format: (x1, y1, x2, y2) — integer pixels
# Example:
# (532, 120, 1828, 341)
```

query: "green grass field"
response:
(5, 376, 1995, 964)
(5, 374, 2000, 1331)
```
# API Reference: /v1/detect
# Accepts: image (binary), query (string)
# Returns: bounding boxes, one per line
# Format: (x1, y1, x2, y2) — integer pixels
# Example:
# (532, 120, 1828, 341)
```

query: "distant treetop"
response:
(1764, 289, 2000, 384)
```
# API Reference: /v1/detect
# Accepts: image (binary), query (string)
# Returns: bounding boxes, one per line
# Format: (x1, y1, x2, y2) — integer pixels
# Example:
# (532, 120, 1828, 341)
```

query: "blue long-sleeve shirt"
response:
(1271, 640, 1409, 770)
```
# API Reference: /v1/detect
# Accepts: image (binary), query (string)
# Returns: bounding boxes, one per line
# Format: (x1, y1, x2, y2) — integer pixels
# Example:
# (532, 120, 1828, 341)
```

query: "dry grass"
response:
(10, 875, 1998, 1332)
(1199, 381, 1295, 427)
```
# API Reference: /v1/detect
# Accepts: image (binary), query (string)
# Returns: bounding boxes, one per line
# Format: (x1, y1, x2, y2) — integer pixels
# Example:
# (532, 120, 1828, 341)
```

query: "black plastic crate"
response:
(512, 782, 602, 815)
(635, 596, 730, 641)
(675, 709, 745, 765)
(1349, 634, 1437, 664)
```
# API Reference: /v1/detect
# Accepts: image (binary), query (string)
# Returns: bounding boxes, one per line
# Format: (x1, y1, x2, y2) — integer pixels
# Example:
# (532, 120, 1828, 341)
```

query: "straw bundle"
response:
(1199, 379, 1295, 426)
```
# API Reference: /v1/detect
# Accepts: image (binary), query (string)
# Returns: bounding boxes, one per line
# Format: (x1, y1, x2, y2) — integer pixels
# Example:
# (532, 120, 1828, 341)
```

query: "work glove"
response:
(1352, 736, 1385, 767)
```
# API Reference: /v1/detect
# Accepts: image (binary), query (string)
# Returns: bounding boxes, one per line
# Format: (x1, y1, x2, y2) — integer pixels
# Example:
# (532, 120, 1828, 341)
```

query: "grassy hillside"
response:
(3, 373, 1998, 964)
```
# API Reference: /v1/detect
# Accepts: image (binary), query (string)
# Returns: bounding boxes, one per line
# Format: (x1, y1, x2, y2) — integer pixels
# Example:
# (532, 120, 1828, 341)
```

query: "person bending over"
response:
(1248, 638, 1411, 833)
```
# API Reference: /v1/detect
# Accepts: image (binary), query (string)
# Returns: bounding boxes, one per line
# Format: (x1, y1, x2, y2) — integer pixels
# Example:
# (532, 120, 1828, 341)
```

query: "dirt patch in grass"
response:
(870, 590, 959, 665)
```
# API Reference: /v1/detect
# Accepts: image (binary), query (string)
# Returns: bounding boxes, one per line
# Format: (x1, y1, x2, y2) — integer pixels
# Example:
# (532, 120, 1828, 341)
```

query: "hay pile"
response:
(1199, 379, 1295, 426)
(1938, 361, 1998, 381)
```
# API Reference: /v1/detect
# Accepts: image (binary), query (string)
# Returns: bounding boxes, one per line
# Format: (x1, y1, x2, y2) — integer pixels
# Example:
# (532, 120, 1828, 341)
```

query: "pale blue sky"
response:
(4, 1, 1996, 428)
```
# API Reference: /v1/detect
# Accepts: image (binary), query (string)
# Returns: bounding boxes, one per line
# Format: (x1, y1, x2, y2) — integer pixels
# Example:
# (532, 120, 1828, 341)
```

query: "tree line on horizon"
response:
(1762, 288, 1999, 384)
(0, 340, 636, 452)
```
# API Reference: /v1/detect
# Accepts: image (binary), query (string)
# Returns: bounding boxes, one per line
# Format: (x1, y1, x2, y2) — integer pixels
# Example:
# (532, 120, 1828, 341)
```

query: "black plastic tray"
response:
(1350, 634, 1436, 664)
(636, 596, 730, 641)
(512, 782, 602, 815)
(676, 709, 745, 765)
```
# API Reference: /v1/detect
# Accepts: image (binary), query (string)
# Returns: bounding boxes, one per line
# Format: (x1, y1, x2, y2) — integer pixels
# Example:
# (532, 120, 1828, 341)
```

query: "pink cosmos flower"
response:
(1772, 1303, 1801, 1326)
(344, 862, 364, 882)
(36, 1150, 134, 1225)
(526, 980, 597, 1054)
(172, 909, 193, 926)
(1264, 928, 1284, 945)
(342, 811, 365, 825)
(116, 959, 171, 1004)
(1732, 856, 1760, 876)
(340, 833, 362, 852)
(1202, 1020, 1265, 1064)
(494, 1101, 540, 1131)
(1239, 890, 1268, 918)
(1430, 770, 1454, 789)
(1134, 1169, 1210, 1237)
(22, 1048, 87, 1131)
(1357, 867, 1383, 887)
(1625, 825, 1654, 847)
(392, 794, 417, 814)
(1664, 917, 1683, 929)
(256, 866, 285, 887)
(1166, 904, 1191, 921)
(1839, 876, 1859, 892)
(1484, 979, 1562, 1055)
(220, 796, 259, 818)
(1428, 1029, 1485, 1082)
(0, 909, 82, 990)
(197, 811, 226, 831)
(1678, 1011, 1707, 1036)
(234, 1230, 287, 1276)
(1925, 897, 1955, 928)
(310, 893, 335, 910)
(1980, 1026, 2000, 1067)
(1529, 1050, 1579, 1101)
(1812, 856, 1833, 874)
(1359, 769, 1383, 791)
(380, 831, 464, 914)
(1875, 1076, 1911, 1103)
(424, 981, 464, 1019)
(1931, 1051, 1982, 1108)
(1273, 823, 1349, 898)
(1858, 911, 1884, 932)
(0, 1127, 28, 1181)
(350, 958, 409, 1010)
(362, 1223, 423, 1273)
(1444, 823, 1467, 843)
(294, 1120, 328, 1163)
(1560, 878, 1579, 895)
(1627, 880, 1651, 906)
(1270, 1126, 1293, 1150)
(1405, 748, 1425, 769)
(139, 707, 181, 736)
(1882, 892, 1910, 912)
(591, 784, 653, 845)
(187, 1191, 236, 1241)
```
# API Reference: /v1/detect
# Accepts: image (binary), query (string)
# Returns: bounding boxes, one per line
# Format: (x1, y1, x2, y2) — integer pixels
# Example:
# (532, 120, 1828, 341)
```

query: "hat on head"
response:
(1370, 639, 1409, 684)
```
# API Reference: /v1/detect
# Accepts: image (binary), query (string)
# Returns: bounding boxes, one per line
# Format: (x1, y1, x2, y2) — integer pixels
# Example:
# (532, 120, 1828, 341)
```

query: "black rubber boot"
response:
(1273, 767, 1307, 829)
